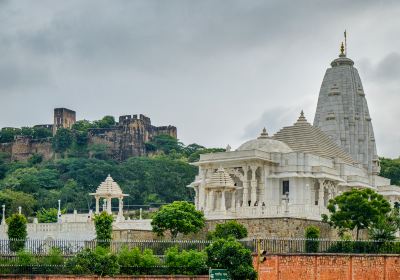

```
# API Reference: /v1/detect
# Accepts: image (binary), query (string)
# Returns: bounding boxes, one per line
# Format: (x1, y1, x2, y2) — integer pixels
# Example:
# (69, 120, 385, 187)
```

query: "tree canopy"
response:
(322, 188, 391, 239)
(380, 157, 400, 186)
(151, 201, 205, 239)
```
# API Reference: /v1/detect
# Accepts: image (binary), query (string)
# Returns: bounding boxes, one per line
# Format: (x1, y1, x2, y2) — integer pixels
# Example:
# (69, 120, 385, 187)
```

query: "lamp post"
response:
(1, 205, 5, 225)
(18, 206, 22, 215)
(57, 199, 62, 223)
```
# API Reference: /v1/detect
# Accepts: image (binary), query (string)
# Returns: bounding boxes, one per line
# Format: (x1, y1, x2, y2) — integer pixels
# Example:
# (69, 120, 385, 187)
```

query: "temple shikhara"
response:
(188, 44, 400, 220)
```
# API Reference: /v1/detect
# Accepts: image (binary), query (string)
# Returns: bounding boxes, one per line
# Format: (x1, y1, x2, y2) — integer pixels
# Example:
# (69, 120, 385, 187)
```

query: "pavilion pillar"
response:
(230, 191, 236, 210)
(220, 190, 226, 212)
(118, 197, 124, 219)
(107, 197, 112, 214)
(242, 166, 249, 207)
(318, 179, 325, 206)
(95, 196, 100, 214)
(250, 166, 258, 205)
(208, 190, 214, 211)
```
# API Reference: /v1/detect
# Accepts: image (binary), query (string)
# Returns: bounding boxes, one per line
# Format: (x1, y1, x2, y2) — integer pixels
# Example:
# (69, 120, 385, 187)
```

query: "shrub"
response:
(94, 211, 113, 248)
(118, 247, 160, 275)
(16, 250, 36, 265)
(209, 221, 248, 240)
(66, 247, 120, 276)
(6, 213, 27, 252)
(42, 248, 64, 265)
(165, 246, 207, 275)
(305, 226, 320, 253)
(206, 237, 256, 280)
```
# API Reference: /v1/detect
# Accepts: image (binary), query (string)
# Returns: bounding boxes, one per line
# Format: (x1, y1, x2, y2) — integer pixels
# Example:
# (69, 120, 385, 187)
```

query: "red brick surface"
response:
(254, 254, 400, 280)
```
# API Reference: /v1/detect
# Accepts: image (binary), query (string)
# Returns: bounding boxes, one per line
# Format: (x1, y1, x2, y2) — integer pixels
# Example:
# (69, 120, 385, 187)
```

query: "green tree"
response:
(37, 208, 66, 223)
(118, 247, 160, 274)
(66, 247, 120, 276)
(380, 157, 400, 186)
(305, 226, 320, 253)
(322, 188, 391, 239)
(53, 128, 74, 153)
(368, 208, 400, 241)
(209, 221, 248, 240)
(165, 246, 207, 275)
(151, 201, 205, 239)
(28, 154, 43, 165)
(146, 134, 184, 155)
(206, 237, 256, 280)
(94, 211, 114, 248)
(0, 189, 36, 217)
(95, 116, 116, 128)
(32, 127, 52, 139)
(6, 213, 27, 252)
(0, 127, 20, 143)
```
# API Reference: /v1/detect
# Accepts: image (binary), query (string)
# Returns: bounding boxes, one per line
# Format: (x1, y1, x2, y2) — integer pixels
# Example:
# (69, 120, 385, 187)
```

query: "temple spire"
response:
(258, 127, 269, 139)
(340, 42, 345, 57)
(297, 110, 307, 122)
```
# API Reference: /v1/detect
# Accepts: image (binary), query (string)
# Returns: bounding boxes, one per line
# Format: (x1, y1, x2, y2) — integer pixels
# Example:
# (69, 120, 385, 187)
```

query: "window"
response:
(282, 180, 289, 195)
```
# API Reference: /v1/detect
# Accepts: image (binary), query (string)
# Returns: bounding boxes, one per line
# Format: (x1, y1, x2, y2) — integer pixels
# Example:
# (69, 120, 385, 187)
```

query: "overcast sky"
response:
(1, 0, 399, 158)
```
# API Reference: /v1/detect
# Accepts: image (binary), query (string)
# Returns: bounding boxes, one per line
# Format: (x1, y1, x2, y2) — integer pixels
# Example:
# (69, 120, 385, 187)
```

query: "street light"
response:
(57, 199, 62, 223)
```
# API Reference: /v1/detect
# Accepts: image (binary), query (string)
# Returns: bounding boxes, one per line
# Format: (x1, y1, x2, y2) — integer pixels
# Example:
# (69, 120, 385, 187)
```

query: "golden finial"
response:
(340, 42, 345, 55)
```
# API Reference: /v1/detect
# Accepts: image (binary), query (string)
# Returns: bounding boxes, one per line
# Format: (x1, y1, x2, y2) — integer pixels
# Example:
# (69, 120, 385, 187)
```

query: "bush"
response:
(42, 248, 64, 265)
(6, 213, 27, 252)
(118, 247, 160, 275)
(305, 226, 320, 253)
(206, 237, 256, 280)
(66, 247, 120, 276)
(16, 250, 36, 265)
(165, 246, 207, 275)
(94, 211, 113, 248)
(209, 221, 248, 240)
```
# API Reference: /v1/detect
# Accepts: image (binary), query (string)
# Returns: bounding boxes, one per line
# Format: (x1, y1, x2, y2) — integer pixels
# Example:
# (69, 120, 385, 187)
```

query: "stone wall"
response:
(113, 217, 342, 240)
(253, 254, 400, 280)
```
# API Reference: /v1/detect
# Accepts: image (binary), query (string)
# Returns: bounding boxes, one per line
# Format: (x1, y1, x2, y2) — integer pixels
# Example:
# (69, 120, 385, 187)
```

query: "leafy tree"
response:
(28, 154, 43, 166)
(0, 152, 10, 180)
(0, 127, 20, 143)
(151, 201, 205, 239)
(7, 213, 28, 252)
(37, 208, 66, 223)
(94, 211, 114, 248)
(322, 188, 391, 239)
(380, 157, 400, 186)
(52, 128, 74, 153)
(305, 226, 320, 253)
(146, 134, 184, 155)
(187, 148, 226, 163)
(165, 246, 207, 275)
(206, 237, 256, 280)
(118, 247, 159, 274)
(0, 189, 36, 217)
(72, 120, 96, 132)
(368, 208, 400, 241)
(66, 247, 120, 276)
(95, 116, 116, 128)
(32, 127, 52, 139)
(209, 221, 248, 240)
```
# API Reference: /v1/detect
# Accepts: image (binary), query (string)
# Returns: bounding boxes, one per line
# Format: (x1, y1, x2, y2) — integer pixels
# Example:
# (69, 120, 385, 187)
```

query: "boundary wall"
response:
(253, 254, 400, 280)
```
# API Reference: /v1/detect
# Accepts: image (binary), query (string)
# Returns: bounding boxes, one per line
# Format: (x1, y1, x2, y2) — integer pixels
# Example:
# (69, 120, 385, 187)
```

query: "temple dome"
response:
(93, 174, 124, 196)
(237, 128, 293, 153)
(210, 167, 235, 188)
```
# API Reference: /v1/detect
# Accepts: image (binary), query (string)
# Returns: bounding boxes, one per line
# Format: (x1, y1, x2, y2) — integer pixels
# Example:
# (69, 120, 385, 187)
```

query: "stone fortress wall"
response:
(0, 108, 177, 161)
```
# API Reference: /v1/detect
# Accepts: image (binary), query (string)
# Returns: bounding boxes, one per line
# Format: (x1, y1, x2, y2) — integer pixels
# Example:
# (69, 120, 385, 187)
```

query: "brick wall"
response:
(253, 254, 400, 280)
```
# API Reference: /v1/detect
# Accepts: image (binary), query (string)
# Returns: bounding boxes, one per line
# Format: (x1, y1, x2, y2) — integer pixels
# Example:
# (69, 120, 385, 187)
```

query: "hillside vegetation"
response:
(0, 117, 224, 217)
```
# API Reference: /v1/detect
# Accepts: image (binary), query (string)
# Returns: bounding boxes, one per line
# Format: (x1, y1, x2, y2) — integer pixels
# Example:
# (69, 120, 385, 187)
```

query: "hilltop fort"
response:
(0, 108, 177, 161)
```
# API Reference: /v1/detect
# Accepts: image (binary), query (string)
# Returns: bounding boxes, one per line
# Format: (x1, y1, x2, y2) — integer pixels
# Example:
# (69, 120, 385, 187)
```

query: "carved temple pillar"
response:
(230, 190, 236, 210)
(208, 190, 215, 211)
(318, 179, 325, 206)
(250, 165, 258, 205)
(118, 197, 123, 218)
(95, 196, 100, 214)
(107, 197, 112, 214)
(220, 190, 226, 212)
(242, 166, 249, 206)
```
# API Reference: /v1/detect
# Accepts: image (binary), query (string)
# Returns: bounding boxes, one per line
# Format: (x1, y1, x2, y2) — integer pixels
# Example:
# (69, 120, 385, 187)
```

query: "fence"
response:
(256, 238, 400, 254)
(0, 239, 254, 256)
(0, 238, 399, 256)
